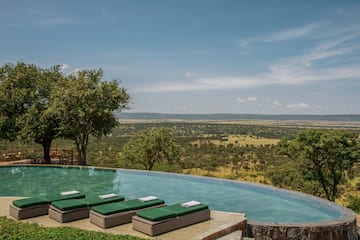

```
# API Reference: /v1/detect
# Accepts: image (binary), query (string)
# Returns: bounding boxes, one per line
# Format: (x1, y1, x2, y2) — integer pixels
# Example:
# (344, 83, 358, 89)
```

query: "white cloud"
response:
(185, 72, 197, 77)
(273, 101, 281, 106)
(267, 22, 329, 42)
(59, 64, 69, 71)
(236, 97, 247, 103)
(134, 22, 360, 93)
(240, 21, 329, 47)
(236, 97, 257, 103)
(286, 103, 311, 109)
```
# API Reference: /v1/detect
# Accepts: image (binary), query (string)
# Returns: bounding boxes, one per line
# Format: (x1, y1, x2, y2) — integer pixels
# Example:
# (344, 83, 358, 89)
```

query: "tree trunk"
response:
(74, 135, 88, 166)
(42, 139, 52, 164)
(78, 148, 87, 166)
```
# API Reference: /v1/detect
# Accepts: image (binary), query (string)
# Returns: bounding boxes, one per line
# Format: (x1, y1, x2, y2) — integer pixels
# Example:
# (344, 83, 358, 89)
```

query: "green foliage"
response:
(48, 69, 130, 165)
(346, 195, 360, 213)
(120, 127, 184, 170)
(267, 160, 324, 197)
(356, 181, 360, 191)
(0, 217, 145, 240)
(0, 62, 40, 141)
(0, 63, 130, 166)
(0, 62, 64, 163)
(275, 129, 360, 201)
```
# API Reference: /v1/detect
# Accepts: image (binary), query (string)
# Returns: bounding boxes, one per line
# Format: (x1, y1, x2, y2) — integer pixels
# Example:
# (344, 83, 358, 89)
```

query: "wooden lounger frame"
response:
(9, 203, 49, 220)
(48, 205, 89, 223)
(89, 203, 166, 228)
(132, 208, 211, 236)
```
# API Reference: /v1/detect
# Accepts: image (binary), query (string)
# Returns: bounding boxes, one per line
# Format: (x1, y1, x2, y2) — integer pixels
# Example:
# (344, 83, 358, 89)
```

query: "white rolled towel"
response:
(138, 196, 158, 202)
(99, 193, 119, 199)
(181, 200, 201, 207)
(60, 190, 80, 196)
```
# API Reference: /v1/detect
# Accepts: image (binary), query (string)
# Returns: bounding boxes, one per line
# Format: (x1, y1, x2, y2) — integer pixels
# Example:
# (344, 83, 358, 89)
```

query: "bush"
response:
(0, 217, 145, 240)
(346, 195, 360, 213)
(356, 181, 360, 191)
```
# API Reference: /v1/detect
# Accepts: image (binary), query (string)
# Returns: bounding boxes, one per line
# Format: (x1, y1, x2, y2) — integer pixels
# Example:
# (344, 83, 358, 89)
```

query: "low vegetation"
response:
(0, 217, 145, 240)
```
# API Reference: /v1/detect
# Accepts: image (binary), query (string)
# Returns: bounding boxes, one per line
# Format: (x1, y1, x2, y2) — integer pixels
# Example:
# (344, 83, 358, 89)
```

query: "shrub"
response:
(0, 217, 145, 240)
(346, 195, 360, 213)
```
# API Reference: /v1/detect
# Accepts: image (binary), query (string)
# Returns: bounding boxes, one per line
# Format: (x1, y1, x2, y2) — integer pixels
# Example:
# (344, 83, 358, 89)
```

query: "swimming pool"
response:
(0, 165, 353, 224)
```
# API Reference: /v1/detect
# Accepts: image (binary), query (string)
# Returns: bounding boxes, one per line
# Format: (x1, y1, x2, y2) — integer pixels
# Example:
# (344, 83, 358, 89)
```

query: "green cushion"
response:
(164, 203, 208, 216)
(12, 191, 85, 209)
(92, 198, 165, 215)
(13, 197, 48, 208)
(124, 199, 165, 210)
(51, 194, 125, 211)
(80, 195, 124, 206)
(92, 202, 131, 215)
(136, 202, 209, 221)
(137, 207, 177, 221)
(51, 199, 87, 211)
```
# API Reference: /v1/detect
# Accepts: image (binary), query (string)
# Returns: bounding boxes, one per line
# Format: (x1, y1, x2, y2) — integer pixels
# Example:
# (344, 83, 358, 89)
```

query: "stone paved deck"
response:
(0, 197, 247, 240)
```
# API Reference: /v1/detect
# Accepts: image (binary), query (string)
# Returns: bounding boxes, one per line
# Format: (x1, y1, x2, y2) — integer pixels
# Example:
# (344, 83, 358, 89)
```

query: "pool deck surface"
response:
(0, 197, 246, 240)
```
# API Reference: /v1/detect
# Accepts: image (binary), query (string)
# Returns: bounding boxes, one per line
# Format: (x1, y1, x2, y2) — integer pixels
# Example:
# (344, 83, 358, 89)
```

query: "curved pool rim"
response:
(0, 164, 356, 227)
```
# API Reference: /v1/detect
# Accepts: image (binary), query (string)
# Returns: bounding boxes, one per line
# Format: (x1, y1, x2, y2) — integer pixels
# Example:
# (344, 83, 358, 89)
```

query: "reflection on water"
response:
(0, 166, 120, 197)
(111, 170, 122, 193)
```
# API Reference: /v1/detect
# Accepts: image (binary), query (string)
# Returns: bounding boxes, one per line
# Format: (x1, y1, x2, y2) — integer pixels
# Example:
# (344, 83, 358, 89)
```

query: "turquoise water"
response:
(0, 166, 343, 223)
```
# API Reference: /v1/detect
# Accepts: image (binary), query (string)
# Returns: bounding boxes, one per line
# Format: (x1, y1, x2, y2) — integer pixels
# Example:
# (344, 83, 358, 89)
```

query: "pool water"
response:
(0, 166, 343, 223)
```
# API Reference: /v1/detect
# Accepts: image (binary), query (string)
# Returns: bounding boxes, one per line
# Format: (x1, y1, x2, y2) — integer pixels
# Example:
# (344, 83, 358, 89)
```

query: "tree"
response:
(50, 69, 130, 166)
(0, 62, 63, 163)
(276, 129, 360, 201)
(0, 62, 40, 141)
(19, 66, 64, 163)
(121, 128, 184, 170)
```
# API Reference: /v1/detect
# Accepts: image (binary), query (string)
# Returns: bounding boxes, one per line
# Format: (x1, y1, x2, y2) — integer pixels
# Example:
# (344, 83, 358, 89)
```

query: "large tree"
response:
(121, 127, 184, 170)
(0, 62, 63, 163)
(0, 62, 40, 141)
(50, 69, 130, 166)
(276, 129, 360, 201)
(19, 66, 64, 163)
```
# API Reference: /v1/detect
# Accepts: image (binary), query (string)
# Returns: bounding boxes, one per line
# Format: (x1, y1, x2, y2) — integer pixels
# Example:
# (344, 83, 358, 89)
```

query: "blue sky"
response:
(1, 0, 360, 114)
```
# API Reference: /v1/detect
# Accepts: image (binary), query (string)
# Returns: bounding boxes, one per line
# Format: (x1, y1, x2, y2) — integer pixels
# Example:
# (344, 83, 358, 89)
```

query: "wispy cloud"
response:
(34, 17, 75, 26)
(134, 21, 360, 93)
(185, 72, 197, 78)
(266, 22, 329, 42)
(240, 21, 329, 47)
(2, 17, 76, 27)
(237, 97, 257, 103)
(286, 103, 311, 109)
(266, 34, 359, 85)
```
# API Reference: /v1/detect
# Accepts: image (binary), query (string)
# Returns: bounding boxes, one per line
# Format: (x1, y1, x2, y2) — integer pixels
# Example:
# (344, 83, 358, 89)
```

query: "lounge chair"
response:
(9, 190, 85, 220)
(48, 193, 124, 223)
(132, 200, 211, 236)
(89, 196, 166, 228)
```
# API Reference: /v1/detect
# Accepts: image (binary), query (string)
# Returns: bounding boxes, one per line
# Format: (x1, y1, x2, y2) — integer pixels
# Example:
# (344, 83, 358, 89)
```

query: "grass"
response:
(0, 217, 146, 240)
(190, 134, 279, 147)
(185, 166, 267, 183)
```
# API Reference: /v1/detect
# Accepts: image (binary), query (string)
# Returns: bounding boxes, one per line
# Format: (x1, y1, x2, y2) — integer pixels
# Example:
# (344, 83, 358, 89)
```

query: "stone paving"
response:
(0, 196, 247, 240)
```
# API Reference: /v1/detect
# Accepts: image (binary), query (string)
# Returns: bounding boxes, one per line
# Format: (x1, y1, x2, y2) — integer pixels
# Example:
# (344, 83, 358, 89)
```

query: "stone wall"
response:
(246, 218, 358, 240)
